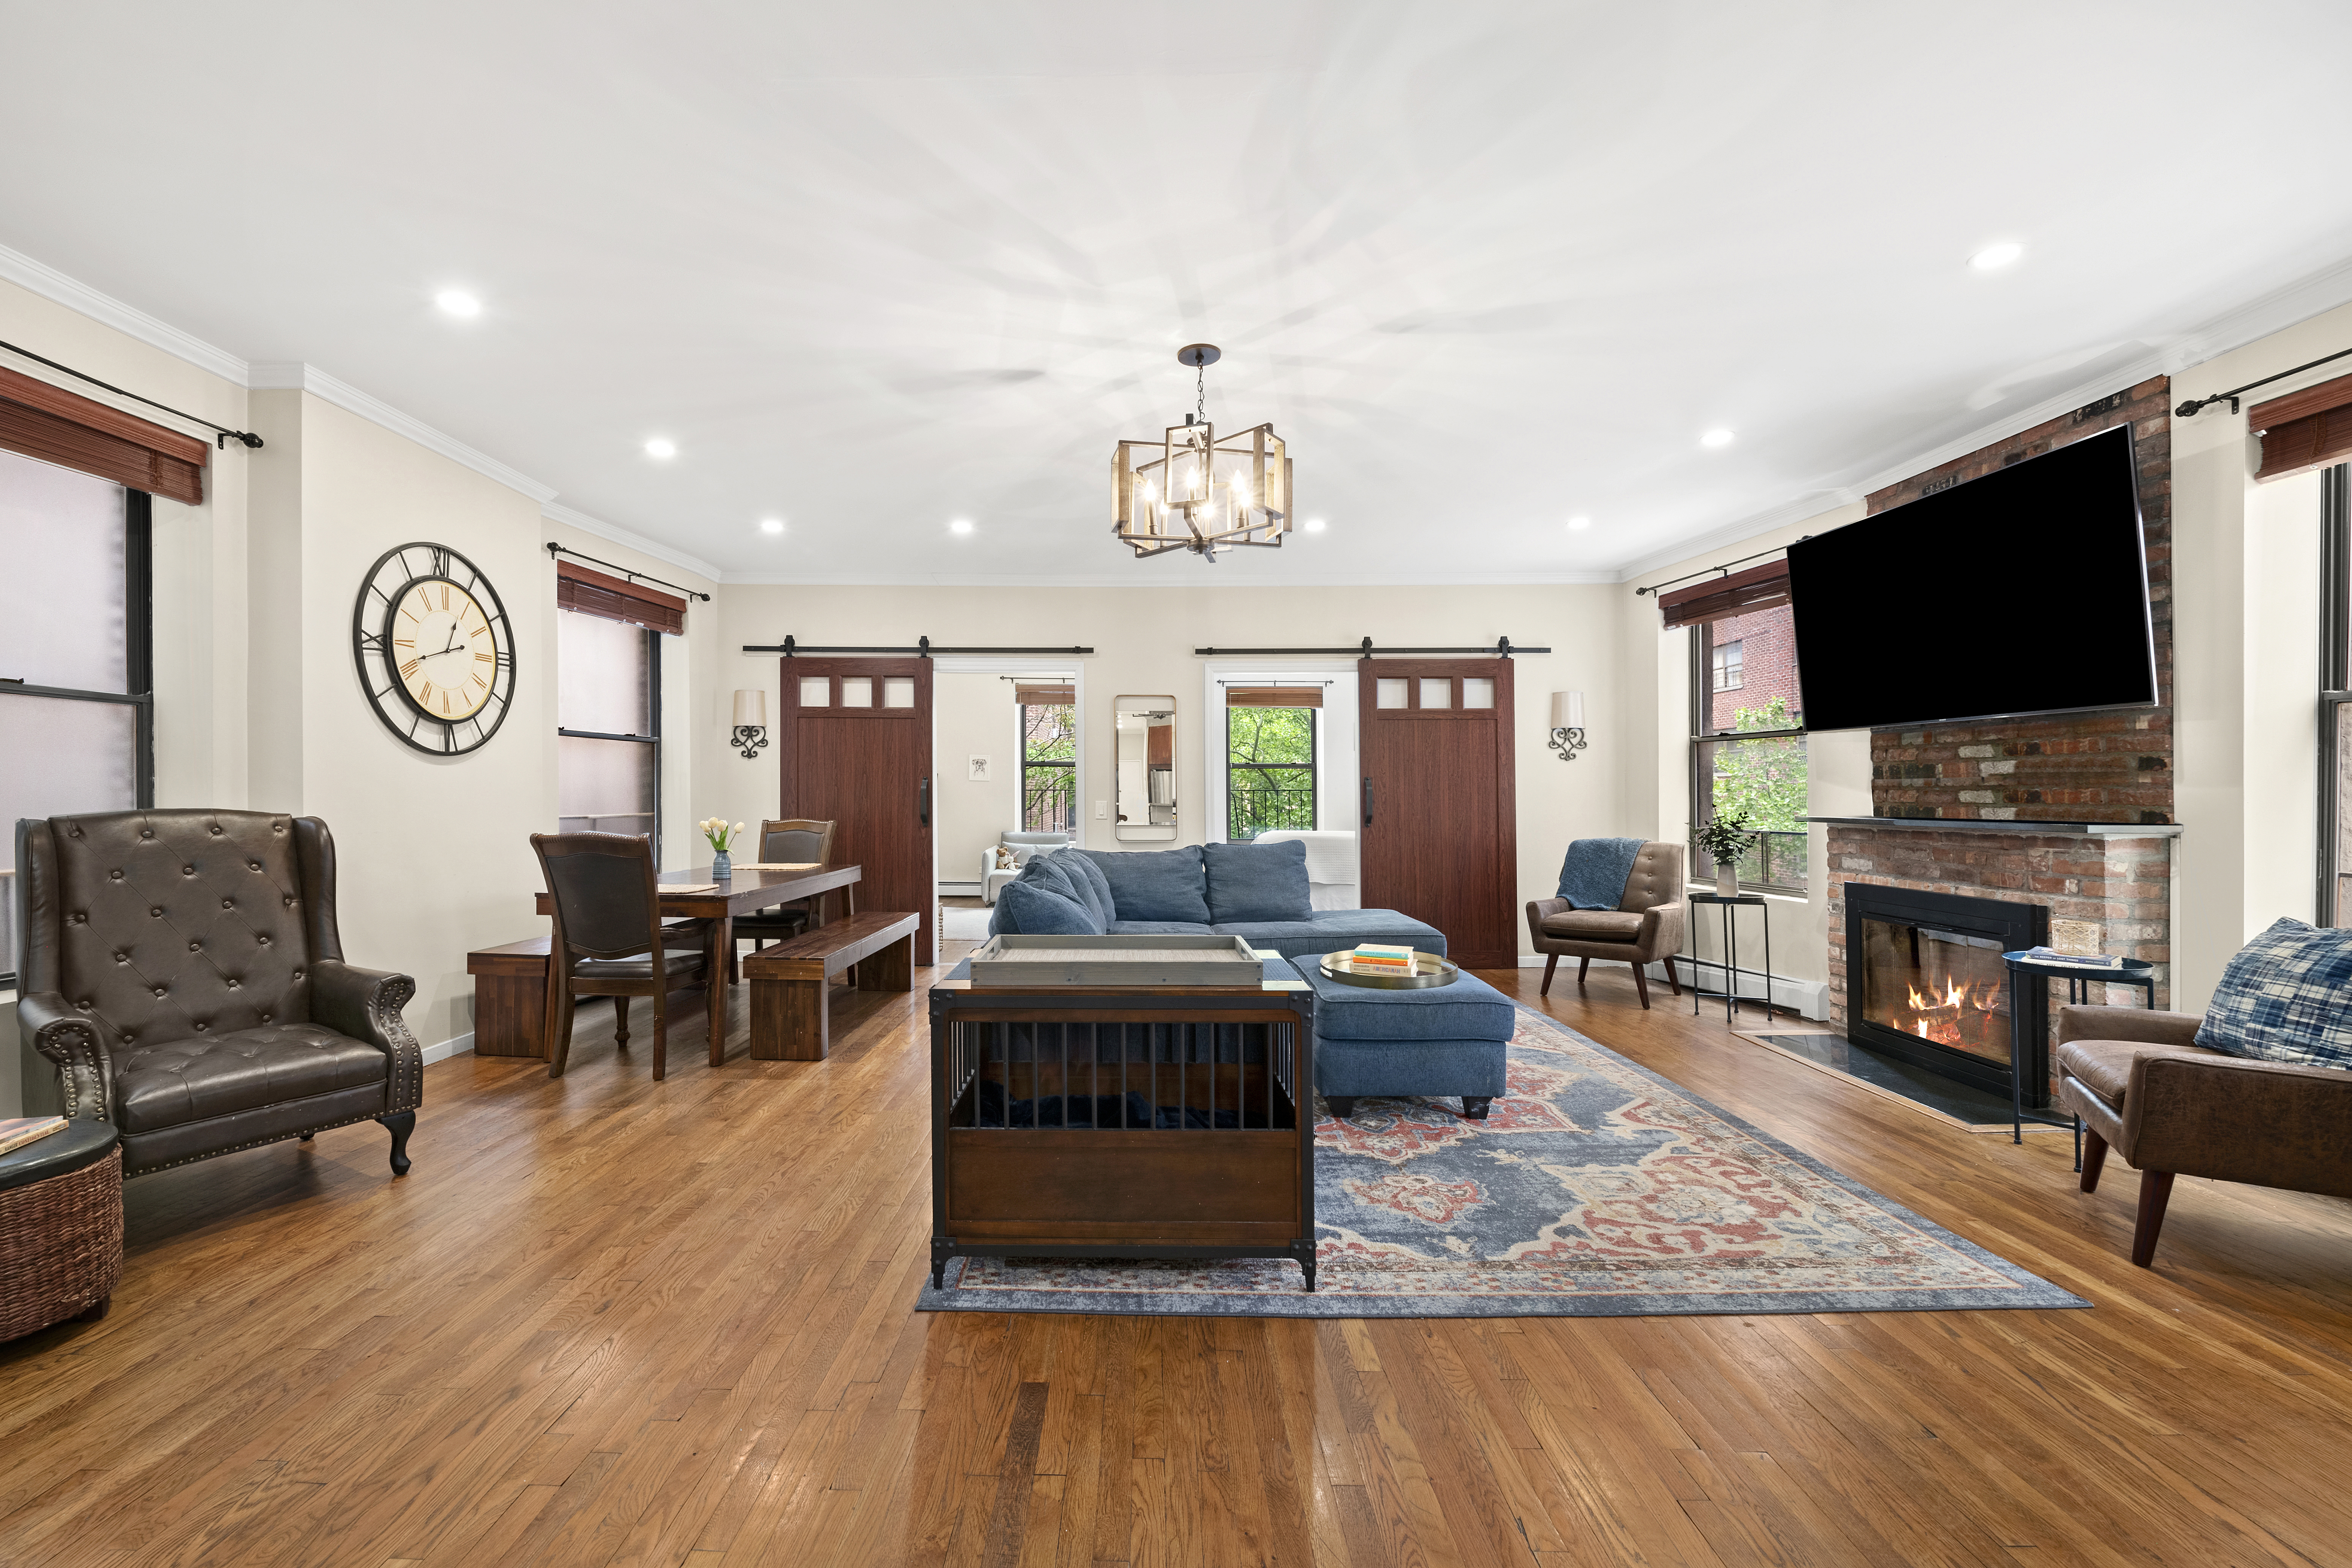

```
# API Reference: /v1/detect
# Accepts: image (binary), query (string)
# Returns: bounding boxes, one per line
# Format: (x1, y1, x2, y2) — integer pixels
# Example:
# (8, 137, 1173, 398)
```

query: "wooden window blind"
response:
(0, 365, 209, 506)
(2251, 371, 2352, 483)
(1014, 683, 1075, 705)
(1656, 559, 1791, 629)
(1225, 686, 1324, 708)
(555, 559, 687, 634)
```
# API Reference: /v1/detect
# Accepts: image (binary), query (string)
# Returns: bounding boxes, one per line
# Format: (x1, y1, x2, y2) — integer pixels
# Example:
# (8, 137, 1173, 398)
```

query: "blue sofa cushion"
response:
(1300, 964, 1516, 1042)
(1203, 838, 1313, 923)
(1209, 909, 1446, 961)
(1035, 848, 1114, 929)
(992, 878, 1103, 937)
(1315, 1035, 1509, 1100)
(1078, 846, 1211, 924)
(2196, 917, 2352, 1070)
(1108, 919, 1216, 936)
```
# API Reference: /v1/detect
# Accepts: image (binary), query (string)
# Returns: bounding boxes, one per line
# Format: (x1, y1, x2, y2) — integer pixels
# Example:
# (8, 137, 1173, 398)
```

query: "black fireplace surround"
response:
(1843, 883, 2050, 1106)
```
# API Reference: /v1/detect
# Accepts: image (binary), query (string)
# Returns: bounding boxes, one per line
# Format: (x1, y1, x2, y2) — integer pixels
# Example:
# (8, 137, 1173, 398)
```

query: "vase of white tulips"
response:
(702, 818, 746, 879)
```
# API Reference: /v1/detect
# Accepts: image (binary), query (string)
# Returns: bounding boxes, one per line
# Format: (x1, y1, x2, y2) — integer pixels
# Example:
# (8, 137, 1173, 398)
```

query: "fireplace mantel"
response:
(1808, 816, 2182, 838)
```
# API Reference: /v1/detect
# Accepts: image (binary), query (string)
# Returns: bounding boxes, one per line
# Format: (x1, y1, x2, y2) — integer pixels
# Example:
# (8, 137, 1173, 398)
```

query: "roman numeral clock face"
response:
(351, 542, 516, 754)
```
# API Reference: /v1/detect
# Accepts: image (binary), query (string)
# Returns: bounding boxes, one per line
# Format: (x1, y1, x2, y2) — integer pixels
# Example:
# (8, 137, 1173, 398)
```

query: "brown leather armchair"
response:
(14, 811, 422, 1177)
(2057, 1005, 2352, 1267)
(1524, 841, 1687, 1008)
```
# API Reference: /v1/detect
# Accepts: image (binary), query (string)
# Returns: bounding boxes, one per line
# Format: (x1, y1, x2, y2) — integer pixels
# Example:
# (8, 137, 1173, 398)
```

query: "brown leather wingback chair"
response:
(2057, 1005, 2352, 1267)
(14, 811, 422, 1177)
(1524, 841, 1688, 1009)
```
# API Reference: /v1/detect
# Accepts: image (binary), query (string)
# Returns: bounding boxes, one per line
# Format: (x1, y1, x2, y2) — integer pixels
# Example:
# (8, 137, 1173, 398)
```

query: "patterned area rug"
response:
(917, 1007, 2087, 1318)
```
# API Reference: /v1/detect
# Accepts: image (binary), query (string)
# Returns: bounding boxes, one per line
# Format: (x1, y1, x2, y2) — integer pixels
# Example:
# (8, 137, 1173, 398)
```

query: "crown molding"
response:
(716, 568, 1622, 589)
(1609, 253, 2352, 585)
(249, 362, 560, 502)
(541, 501, 723, 584)
(0, 240, 252, 385)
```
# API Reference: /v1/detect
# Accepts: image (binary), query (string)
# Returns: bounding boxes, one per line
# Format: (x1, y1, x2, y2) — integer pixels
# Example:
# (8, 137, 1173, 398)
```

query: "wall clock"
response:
(351, 541, 516, 755)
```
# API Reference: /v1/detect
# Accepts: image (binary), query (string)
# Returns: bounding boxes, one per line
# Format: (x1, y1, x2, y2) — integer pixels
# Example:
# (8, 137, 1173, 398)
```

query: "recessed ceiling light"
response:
(1303, 518, 1326, 533)
(434, 289, 481, 318)
(1567, 515, 1592, 531)
(1970, 242, 2023, 271)
(644, 438, 677, 459)
(759, 518, 784, 534)
(1699, 429, 1735, 449)
(950, 519, 974, 534)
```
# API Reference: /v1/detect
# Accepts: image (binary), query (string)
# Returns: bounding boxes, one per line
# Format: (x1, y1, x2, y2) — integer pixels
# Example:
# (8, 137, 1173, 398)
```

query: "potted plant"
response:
(1693, 812, 1755, 898)
(701, 818, 747, 879)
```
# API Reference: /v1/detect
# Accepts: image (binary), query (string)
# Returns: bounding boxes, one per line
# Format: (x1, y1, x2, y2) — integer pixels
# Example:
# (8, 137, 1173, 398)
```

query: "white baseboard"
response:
(1515, 955, 1829, 1020)
(424, 1032, 474, 1064)
(937, 881, 983, 896)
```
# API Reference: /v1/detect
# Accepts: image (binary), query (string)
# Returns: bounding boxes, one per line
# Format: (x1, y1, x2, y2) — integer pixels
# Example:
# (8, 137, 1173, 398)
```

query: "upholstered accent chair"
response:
(2056, 1005, 2352, 1267)
(983, 829, 1072, 904)
(14, 811, 422, 1178)
(1523, 840, 1688, 1008)
(733, 819, 844, 956)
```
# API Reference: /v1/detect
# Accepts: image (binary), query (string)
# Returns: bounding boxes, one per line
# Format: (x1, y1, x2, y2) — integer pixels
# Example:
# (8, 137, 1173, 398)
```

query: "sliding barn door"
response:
(778, 658, 936, 964)
(1358, 658, 1517, 969)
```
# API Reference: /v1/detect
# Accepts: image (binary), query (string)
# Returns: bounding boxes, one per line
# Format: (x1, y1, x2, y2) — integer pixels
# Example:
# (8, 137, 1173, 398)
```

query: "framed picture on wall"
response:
(968, 755, 993, 781)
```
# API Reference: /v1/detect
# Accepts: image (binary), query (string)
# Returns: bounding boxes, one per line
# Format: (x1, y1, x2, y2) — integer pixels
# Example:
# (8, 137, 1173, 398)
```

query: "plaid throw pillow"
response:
(2194, 917, 2352, 1071)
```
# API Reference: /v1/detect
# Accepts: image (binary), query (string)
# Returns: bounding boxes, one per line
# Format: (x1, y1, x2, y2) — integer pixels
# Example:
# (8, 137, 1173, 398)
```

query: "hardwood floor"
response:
(6, 954, 2351, 1567)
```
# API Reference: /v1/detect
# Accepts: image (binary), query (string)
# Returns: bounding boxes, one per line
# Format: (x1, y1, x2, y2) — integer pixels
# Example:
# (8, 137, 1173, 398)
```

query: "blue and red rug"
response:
(917, 1008, 2086, 1318)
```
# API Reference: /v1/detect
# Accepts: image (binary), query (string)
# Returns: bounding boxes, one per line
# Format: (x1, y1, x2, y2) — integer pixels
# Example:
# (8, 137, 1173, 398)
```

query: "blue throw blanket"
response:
(1557, 837, 1646, 910)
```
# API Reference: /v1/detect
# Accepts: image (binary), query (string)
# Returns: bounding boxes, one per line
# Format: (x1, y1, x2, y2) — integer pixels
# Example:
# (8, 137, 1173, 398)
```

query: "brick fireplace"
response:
(1819, 377, 2178, 1099)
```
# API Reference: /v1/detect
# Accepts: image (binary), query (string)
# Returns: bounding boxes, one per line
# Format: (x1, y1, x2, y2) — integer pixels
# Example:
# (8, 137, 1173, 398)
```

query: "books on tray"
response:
(0, 1116, 69, 1159)
(1350, 943, 1416, 971)
(2021, 946, 2123, 967)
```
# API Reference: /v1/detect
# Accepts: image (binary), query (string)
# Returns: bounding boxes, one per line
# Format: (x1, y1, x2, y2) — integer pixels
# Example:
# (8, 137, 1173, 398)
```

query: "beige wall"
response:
(2169, 299, 2344, 1009)
(934, 670, 1023, 886)
(708, 583, 1626, 951)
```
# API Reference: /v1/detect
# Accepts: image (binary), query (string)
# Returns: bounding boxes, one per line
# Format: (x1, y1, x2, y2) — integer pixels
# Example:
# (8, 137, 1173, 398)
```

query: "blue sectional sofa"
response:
(986, 840, 1445, 961)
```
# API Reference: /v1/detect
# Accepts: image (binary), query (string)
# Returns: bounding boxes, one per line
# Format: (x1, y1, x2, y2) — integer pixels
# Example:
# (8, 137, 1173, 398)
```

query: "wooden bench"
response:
(468, 921, 710, 1060)
(744, 911, 922, 1061)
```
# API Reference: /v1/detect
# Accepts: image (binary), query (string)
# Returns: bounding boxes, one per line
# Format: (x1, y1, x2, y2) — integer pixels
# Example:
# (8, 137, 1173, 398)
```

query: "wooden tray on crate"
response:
(966, 933, 1266, 989)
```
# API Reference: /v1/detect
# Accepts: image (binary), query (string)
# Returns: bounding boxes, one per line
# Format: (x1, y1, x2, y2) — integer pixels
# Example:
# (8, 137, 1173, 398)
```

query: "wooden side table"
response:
(0, 1121, 123, 1342)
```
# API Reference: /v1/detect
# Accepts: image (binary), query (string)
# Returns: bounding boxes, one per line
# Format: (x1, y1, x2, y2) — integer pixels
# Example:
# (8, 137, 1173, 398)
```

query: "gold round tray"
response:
(1317, 951, 1459, 989)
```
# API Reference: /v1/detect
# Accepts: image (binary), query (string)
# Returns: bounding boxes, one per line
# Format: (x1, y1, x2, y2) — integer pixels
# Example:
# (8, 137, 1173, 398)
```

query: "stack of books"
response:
(0, 1116, 68, 1158)
(1350, 943, 1417, 973)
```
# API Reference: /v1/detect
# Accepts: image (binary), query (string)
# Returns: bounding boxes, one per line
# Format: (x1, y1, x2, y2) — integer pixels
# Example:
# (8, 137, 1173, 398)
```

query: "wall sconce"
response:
(1547, 691, 1587, 762)
(732, 689, 769, 760)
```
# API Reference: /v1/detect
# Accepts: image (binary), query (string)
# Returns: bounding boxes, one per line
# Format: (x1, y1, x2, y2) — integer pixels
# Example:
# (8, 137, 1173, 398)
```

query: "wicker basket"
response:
(0, 1144, 123, 1342)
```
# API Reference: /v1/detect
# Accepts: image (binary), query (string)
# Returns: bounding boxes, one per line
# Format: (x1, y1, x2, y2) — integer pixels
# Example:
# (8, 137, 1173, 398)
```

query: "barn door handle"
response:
(1362, 777, 1373, 827)
(918, 774, 929, 827)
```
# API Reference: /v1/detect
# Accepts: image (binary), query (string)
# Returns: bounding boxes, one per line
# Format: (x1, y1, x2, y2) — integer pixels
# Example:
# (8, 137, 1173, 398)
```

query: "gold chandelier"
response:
(1111, 344, 1290, 561)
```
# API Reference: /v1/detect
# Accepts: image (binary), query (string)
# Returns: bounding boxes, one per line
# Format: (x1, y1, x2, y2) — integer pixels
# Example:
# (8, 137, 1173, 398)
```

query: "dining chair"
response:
(532, 831, 714, 1081)
(734, 819, 847, 955)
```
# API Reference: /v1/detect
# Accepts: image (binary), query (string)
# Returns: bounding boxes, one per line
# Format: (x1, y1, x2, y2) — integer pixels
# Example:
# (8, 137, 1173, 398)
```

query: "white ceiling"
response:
(6, 1, 2352, 585)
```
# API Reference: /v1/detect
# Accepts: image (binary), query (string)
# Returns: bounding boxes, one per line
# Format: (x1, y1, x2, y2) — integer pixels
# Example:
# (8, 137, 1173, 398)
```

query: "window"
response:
(556, 609, 660, 859)
(1227, 692, 1317, 841)
(2322, 463, 2350, 926)
(0, 448, 152, 987)
(1711, 639, 1744, 691)
(1692, 605, 1807, 893)
(1020, 699, 1076, 832)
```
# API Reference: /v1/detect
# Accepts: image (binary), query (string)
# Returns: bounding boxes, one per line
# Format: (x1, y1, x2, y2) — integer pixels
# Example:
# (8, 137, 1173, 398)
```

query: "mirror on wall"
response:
(1113, 695, 1178, 841)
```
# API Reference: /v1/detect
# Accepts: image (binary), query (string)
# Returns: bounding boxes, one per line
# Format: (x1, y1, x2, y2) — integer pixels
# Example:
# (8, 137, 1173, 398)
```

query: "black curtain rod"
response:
(743, 635, 1094, 656)
(0, 337, 264, 449)
(1192, 636, 1546, 656)
(1633, 540, 1807, 597)
(546, 541, 711, 601)
(2176, 344, 2352, 419)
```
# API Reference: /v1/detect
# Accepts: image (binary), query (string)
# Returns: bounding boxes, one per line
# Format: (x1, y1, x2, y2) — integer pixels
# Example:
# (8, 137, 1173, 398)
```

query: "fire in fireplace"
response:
(1843, 884, 2049, 1104)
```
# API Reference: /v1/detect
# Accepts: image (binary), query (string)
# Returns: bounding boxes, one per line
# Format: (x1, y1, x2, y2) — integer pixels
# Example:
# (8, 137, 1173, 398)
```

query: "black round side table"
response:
(2000, 950, 2159, 1164)
(0, 1119, 123, 1342)
(1688, 891, 1778, 1024)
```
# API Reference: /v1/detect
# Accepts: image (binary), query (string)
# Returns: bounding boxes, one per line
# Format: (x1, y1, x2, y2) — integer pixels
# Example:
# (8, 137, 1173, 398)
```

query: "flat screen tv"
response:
(1785, 424, 2157, 732)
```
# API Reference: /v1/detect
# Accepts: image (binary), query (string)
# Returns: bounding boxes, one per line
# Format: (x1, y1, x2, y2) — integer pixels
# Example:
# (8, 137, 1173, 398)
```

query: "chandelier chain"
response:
(1196, 361, 1206, 426)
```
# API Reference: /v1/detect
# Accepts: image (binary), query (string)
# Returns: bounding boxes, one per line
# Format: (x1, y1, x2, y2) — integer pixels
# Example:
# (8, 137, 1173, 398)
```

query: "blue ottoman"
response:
(1301, 958, 1516, 1119)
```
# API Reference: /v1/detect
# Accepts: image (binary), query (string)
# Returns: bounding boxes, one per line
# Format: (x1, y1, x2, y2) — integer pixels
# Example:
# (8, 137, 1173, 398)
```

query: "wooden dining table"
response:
(535, 862, 863, 1066)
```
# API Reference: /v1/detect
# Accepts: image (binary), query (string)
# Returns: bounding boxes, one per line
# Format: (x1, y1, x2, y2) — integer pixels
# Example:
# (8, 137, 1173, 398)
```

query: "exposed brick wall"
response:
(1826, 824, 2175, 1090)
(1863, 376, 2172, 824)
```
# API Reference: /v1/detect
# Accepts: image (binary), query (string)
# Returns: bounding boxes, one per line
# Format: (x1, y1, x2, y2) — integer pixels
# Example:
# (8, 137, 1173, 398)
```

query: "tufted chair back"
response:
(1617, 841, 1687, 914)
(20, 810, 331, 1055)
